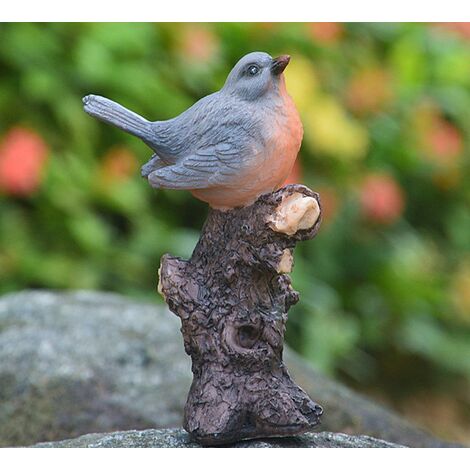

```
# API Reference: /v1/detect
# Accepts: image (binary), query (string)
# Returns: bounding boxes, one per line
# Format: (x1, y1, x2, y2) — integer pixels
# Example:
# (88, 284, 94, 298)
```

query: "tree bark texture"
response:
(158, 184, 324, 445)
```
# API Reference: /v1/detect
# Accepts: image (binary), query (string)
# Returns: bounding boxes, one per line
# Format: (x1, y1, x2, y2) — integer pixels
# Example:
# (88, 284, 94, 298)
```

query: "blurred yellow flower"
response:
(284, 56, 319, 113)
(303, 96, 369, 160)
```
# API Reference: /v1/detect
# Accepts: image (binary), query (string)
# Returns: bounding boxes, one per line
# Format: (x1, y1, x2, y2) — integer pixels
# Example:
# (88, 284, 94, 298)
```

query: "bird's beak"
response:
(271, 55, 291, 75)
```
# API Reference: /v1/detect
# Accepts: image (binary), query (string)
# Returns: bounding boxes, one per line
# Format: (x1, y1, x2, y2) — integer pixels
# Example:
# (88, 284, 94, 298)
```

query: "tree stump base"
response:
(158, 184, 323, 446)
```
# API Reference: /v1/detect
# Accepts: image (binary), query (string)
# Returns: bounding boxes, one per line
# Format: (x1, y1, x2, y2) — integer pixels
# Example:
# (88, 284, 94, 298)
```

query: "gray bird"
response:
(83, 51, 303, 210)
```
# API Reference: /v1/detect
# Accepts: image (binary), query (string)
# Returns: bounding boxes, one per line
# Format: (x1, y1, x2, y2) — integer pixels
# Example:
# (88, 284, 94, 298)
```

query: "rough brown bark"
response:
(158, 184, 323, 445)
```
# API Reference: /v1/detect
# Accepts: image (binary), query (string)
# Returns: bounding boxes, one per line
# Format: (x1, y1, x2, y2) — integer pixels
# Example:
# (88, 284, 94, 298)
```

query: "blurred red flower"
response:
(308, 23, 343, 45)
(346, 67, 393, 115)
(359, 173, 405, 225)
(0, 127, 49, 196)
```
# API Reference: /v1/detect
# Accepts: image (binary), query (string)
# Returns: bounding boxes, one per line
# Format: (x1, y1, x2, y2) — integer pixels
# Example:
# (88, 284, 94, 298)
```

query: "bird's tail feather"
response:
(83, 94, 153, 141)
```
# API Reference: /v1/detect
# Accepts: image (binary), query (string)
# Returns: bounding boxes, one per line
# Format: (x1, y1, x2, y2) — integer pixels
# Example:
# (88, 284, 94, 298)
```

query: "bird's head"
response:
(223, 51, 290, 101)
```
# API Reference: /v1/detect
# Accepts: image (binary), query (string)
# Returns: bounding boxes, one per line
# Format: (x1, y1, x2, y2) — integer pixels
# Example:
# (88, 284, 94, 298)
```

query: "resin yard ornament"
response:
(83, 51, 324, 445)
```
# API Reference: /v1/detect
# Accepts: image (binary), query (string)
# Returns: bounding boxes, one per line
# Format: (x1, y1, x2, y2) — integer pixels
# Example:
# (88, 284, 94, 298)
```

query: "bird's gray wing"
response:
(141, 154, 167, 177)
(147, 139, 259, 190)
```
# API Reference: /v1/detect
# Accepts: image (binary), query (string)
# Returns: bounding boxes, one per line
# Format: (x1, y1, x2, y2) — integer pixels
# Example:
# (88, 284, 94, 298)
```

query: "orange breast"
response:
(192, 84, 303, 210)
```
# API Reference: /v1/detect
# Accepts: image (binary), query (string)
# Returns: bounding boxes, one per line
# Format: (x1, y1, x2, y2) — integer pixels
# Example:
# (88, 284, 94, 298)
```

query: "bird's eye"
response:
(247, 65, 260, 76)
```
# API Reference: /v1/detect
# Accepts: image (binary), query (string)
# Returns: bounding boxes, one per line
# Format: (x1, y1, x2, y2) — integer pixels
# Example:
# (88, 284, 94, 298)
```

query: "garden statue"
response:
(83, 51, 324, 445)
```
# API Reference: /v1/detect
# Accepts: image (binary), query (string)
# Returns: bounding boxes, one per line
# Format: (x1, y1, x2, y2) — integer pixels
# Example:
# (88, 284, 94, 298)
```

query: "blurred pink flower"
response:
(359, 173, 405, 225)
(308, 23, 343, 45)
(0, 127, 49, 196)
(179, 24, 219, 63)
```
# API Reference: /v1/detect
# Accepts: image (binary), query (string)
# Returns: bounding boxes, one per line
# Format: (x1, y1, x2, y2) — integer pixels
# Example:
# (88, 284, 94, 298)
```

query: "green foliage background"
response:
(0, 23, 469, 442)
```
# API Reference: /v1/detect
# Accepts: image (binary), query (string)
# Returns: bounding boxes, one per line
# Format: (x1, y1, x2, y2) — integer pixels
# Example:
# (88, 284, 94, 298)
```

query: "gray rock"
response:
(0, 290, 191, 447)
(0, 290, 454, 448)
(34, 427, 403, 448)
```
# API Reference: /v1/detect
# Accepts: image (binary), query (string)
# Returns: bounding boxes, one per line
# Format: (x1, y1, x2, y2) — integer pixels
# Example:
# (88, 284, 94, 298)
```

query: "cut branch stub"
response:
(268, 191, 321, 235)
(159, 184, 323, 446)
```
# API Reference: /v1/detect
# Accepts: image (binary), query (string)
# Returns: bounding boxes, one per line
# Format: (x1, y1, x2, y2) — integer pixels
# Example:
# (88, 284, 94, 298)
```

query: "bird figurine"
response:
(83, 52, 303, 210)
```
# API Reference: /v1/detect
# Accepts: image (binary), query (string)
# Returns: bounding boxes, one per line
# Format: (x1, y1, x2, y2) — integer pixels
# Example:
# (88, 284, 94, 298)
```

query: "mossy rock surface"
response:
(0, 290, 455, 447)
(34, 428, 403, 448)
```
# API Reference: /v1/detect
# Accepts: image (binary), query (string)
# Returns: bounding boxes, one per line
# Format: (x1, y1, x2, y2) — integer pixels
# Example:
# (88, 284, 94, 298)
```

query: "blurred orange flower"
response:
(0, 127, 49, 196)
(359, 173, 405, 225)
(178, 24, 219, 63)
(308, 23, 343, 45)
(100, 146, 138, 183)
(346, 67, 393, 115)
